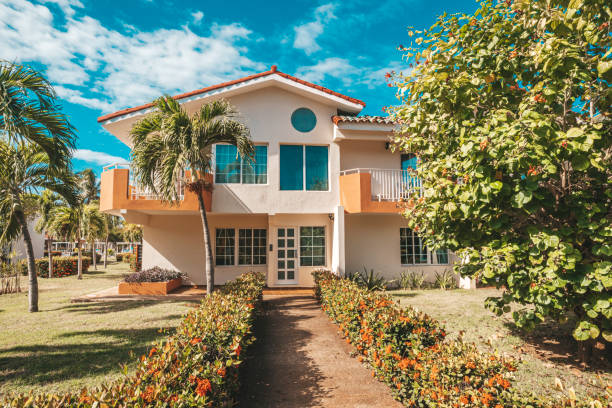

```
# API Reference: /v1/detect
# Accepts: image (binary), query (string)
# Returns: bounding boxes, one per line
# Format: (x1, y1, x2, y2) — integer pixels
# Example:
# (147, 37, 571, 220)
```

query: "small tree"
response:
(35, 190, 63, 278)
(102, 213, 121, 268)
(390, 0, 611, 350)
(82, 203, 104, 270)
(130, 97, 253, 294)
(47, 205, 85, 279)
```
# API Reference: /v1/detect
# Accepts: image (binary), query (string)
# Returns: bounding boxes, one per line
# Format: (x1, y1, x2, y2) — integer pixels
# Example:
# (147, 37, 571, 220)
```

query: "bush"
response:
(434, 270, 457, 290)
(128, 253, 141, 272)
(1, 271, 266, 407)
(115, 252, 130, 263)
(399, 270, 425, 290)
(124, 267, 185, 283)
(18, 256, 92, 278)
(345, 267, 387, 291)
(72, 251, 101, 263)
(313, 271, 606, 407)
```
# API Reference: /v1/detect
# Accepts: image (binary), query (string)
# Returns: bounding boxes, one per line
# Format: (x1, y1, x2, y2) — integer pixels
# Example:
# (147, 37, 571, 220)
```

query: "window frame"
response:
(238, 228, 267, 266)
(279, 144, 330, 192)
(299, 226, 326, 267)
(214, 144, 268, 185)
(400, 227, 450, 266)
(215, 228, 236, 266)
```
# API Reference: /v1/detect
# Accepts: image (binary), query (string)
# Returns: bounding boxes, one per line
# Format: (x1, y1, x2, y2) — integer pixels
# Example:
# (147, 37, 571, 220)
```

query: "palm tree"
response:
(35, 190, 63, 278)
(121, 223, 142, 244)
(130, 97, 254, 294)
(0, 141, 76, 312)
(82, 203, 104, 270)
(102, 214, 120, 268)
(46, 205, 85, 279)
(0, 61, 75, 168)
(77, 169, 99, 203)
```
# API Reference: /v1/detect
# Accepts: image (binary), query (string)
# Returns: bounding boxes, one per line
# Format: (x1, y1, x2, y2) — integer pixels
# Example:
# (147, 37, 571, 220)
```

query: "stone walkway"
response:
(239, 295, 403, 408)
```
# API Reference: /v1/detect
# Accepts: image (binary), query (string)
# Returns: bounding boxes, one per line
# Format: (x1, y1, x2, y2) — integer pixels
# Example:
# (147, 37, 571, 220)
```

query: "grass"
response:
(390, 288, 610, 400)
(0, 262, 198, 395)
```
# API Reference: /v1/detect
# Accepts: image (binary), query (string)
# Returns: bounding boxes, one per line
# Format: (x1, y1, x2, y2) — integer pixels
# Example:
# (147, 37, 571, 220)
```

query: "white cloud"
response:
(296, 57, 358, 85)
(0, 0, 265, 112)
(293, 3, 336, 55)
(191, 10, 204, 25)
(73, 149, 128, 166)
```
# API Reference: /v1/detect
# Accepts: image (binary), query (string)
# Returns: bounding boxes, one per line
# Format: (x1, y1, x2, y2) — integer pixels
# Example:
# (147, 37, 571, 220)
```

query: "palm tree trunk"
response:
(103, 236, 108, 268)
(16, 210, 38, 312)
(91, 240, 97, 270)
(76, 238, 83, 280)
(47, 237, 53, 278)
(196, 191, 214, 294)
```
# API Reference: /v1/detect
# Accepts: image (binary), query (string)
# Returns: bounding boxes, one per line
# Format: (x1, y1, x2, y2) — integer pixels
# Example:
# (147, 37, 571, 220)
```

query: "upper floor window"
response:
(400, 228, 449, 265)
(291, 108, 317, 133)
(215, 144, 267, 184)
(280, 145, 328, 191)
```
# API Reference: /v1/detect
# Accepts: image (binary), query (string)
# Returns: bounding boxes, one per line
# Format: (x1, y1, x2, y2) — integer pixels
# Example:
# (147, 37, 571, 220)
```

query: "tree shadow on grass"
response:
(390, 292, 418, 298)
(238, 296, 331, 407)
(503, 319, 611, 373)
(54, 300, 199, 315)
(0, 327, 170, 389)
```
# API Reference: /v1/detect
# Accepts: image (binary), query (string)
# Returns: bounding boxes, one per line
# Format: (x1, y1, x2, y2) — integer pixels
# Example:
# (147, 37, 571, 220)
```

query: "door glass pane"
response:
(287, 260, 294, 269)
(278, 250, 285, 258)
(278, 229, 285, 237)
(280, 145, 304, 190)
(278, 260, 285, 268)
(305, 146, 328, 191)
(278, 239, 285, 248)
(287, 270, 295, 280)
(287, 229, 294, 237)
(287, 249, 296, 258)
(287, 239, 294, 248)
(278, 270, 285, 280)
(215, 145, 241, 183)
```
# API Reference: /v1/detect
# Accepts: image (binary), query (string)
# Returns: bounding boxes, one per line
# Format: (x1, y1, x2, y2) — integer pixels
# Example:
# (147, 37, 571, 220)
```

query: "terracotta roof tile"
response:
(331, 115, 394, 125)
(97, 66, 366, 123)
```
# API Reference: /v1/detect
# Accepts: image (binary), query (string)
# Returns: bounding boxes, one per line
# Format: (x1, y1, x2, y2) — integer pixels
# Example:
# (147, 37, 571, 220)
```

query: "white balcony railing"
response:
(103, 163, 185, 201)
(340, 168, 423, 201)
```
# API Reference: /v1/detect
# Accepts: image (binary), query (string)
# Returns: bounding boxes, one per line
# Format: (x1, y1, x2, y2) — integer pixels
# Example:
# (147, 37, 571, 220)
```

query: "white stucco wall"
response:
(13, 216, 45, 261)
(345, 213, 457, 285)
(142, 212, 334, 287)
(210, 87, 341, 214)
(339, 140, 402, 171)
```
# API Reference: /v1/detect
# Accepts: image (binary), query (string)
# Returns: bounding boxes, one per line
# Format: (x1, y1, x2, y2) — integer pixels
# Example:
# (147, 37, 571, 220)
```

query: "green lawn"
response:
(0, 262, 197, 395)
(390, 288, 610, 400)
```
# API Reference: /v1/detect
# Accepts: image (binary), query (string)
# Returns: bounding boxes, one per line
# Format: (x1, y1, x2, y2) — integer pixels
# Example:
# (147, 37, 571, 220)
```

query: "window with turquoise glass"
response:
(280, 145, 303, 190)
(305, 146, 328, 191)
(242, 145, 267, 184)
(215, 145, 240, 183)
(291, 108, 316, 133)
(215, 144, 267, 184)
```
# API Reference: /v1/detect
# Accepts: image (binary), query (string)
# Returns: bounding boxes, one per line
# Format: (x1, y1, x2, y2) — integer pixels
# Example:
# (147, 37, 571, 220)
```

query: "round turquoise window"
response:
(291, 108, 316, 133)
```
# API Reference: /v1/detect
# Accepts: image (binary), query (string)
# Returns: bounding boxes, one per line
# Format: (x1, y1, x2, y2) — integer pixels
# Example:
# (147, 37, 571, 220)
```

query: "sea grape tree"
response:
(390, 0, 611, 345)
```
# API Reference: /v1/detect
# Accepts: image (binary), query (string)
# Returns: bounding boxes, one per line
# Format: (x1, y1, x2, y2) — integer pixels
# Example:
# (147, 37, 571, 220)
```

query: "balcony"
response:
(339, 168, 422, 213)
(100, 164, 212, 215)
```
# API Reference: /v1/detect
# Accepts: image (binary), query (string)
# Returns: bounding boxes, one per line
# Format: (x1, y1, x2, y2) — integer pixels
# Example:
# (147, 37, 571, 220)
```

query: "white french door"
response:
(277, 227, 298, 284)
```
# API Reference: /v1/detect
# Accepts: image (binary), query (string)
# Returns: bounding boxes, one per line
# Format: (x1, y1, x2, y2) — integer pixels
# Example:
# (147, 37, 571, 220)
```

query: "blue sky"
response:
(1, 0, 479, 174)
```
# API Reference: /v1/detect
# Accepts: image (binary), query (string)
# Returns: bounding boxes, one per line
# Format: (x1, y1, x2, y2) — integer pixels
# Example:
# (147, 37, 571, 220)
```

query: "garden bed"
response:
(118, 277, 182, 295)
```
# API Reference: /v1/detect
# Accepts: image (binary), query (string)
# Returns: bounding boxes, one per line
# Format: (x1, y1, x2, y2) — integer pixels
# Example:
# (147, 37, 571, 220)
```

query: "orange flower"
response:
(195, 378, 212, 396)
(217, 367, 226, 378)
(190, 337, 202, 345)
(459, 395, 469, 405)
(148, 347, 157, 357)
(234, 344, 242, 357)
(385, 344, 393, 354)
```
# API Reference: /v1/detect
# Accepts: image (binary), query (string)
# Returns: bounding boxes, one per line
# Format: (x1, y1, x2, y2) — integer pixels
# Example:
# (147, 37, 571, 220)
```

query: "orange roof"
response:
(97, 65, 366, 123)
(332, 115, 394, 125)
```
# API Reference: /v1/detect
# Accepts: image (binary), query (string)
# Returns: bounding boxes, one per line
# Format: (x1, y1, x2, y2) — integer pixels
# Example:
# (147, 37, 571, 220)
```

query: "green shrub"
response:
(312, 271, 606, 407)
(399, 270, 425, 290)
(1, 271, 266, 407)
(346, 267, 387, 291)
(18, 256, 92, 278)
(128, 253, 141, 272)
(434, 270, 457, 290)
(115, 252, 130, 263)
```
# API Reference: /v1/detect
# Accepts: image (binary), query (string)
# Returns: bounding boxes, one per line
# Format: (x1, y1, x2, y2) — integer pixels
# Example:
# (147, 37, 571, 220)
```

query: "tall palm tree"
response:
(46, 204, 85, 279)
(0, 141, 76, 312)
(82, 203, 104, 270)
(77, 168, 99, 203)
(130, 97, 254, 294)
(0, 61, 75, 169)
(35, 190, 63, 278)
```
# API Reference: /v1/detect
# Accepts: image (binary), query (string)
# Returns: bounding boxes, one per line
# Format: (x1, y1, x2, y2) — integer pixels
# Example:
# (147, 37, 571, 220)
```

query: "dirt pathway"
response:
(239, 295, 403, 408)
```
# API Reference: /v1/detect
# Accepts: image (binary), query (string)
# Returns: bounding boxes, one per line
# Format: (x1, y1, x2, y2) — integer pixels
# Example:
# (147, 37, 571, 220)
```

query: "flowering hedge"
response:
(313, 271, 607, 408)
(18, 256, 92, 278)
(2, 271, 266, 407)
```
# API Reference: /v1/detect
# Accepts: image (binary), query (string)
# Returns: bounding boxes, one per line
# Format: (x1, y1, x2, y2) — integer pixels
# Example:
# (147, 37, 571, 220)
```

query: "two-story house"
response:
(98, 66, 456, 288)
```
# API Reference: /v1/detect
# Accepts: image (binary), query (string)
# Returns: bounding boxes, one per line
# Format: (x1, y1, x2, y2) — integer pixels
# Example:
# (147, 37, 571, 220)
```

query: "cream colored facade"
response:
(98, 67, 459, 287)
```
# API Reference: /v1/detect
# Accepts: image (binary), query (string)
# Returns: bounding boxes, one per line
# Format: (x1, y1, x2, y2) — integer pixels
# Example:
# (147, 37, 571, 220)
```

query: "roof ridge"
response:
(97, 67, 365, 123)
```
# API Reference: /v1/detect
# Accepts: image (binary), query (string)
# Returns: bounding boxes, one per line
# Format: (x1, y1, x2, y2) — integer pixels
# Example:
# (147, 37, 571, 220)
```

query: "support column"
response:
(331, 205, 345, 276)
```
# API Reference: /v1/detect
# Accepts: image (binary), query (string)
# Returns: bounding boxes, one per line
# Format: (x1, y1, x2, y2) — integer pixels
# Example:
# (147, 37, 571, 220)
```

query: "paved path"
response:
(239, 295, 403, 408)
